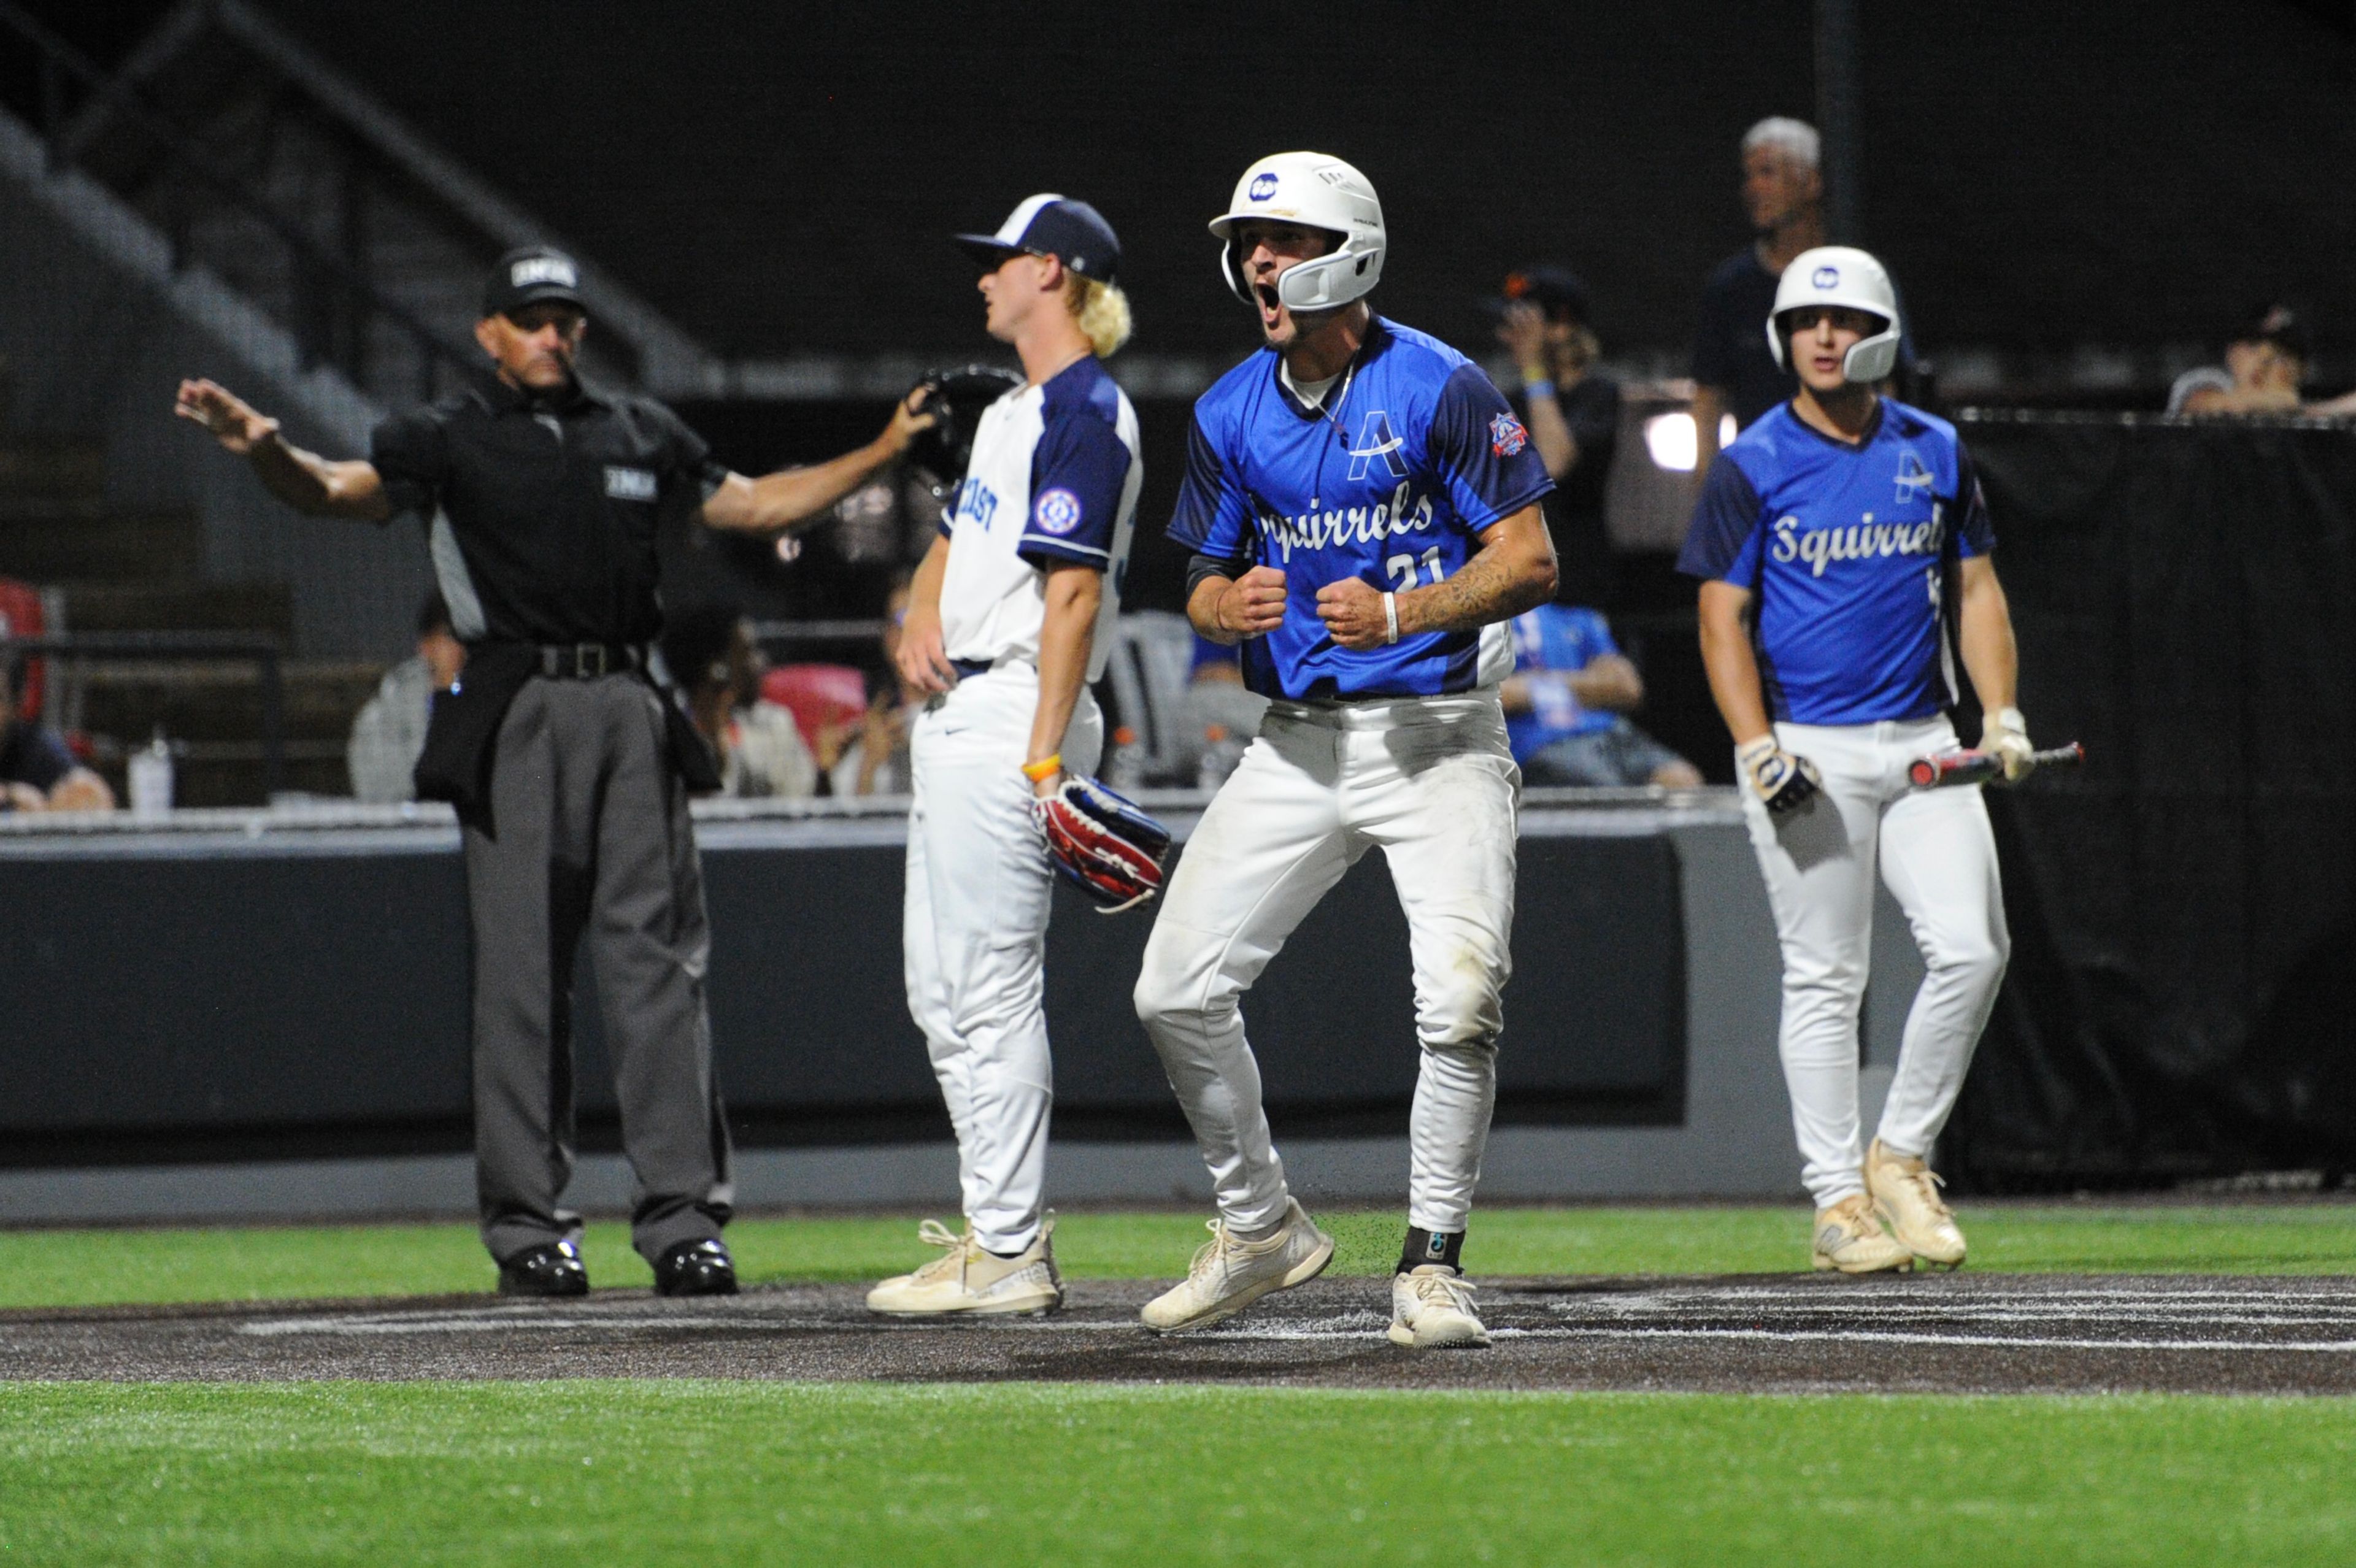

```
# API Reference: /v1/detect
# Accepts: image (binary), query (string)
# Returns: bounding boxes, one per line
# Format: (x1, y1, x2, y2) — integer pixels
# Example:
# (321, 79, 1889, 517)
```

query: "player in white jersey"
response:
(1680, 247, 2032, 1273)
(866, 196, 1143, 1316)
(1132, 154, 1559, 1347)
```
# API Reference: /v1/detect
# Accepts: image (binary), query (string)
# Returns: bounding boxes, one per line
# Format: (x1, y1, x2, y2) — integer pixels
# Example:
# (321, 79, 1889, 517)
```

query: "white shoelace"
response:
(907, 1218, 969, 1283)
(1405, 1270, 1480, 1317)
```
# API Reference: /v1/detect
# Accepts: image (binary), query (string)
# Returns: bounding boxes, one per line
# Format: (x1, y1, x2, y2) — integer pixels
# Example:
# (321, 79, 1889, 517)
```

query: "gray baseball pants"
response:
(463, 674, 733, 1266)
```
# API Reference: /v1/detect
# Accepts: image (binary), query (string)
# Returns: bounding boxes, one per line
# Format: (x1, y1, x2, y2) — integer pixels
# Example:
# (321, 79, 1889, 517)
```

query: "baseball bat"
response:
(1908, 741, 2085, 790)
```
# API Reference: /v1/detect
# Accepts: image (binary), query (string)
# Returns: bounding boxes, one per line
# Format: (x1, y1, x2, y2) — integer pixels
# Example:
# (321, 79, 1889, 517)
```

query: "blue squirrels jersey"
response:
(1168, 317, 1554, 700)
(1677, 399, 1995, 726)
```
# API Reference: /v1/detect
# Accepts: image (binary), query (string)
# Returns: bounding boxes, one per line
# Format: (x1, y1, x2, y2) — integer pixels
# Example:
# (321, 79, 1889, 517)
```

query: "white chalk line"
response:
(233, 1313, 2356, 1355)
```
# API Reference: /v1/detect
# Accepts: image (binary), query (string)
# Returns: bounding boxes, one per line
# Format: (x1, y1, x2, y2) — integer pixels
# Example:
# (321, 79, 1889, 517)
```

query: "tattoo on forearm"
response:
(1407, 547, 1545, 634)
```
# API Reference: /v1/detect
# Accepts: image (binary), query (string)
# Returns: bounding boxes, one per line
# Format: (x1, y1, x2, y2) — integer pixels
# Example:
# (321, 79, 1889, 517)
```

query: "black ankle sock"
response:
(1398, 1227, 1464, 1274)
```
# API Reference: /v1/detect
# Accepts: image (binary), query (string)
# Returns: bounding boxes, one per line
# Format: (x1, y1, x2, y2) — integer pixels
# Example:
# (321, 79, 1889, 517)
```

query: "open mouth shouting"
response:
(1254, 280, 1284, 335)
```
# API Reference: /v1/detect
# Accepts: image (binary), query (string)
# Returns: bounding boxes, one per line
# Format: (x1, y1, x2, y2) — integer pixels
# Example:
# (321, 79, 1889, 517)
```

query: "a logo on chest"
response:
(953, 476, 999, 530)
(1770, 509, 1944, 577)
(1894, 446, 1934, 504)
(1346, 410, 1408, 482)
(1256, 479, 1437, 563)
(604, 466, 656, 501)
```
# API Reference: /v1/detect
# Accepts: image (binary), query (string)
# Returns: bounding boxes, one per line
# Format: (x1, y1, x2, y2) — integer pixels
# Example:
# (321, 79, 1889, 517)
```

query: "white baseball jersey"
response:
(937, 356, 1141, 678)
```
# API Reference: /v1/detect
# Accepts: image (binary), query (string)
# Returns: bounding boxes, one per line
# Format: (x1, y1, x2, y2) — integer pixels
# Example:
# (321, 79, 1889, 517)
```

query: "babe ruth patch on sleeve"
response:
(1033, 486, 1085, 536)
(1489, 413, 1529, 458)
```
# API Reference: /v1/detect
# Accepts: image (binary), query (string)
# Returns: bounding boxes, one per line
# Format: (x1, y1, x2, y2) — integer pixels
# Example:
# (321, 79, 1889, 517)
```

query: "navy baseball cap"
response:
(482, 245, 586, 319)
(1485, 264, 1592, 326)
(953, 195, 1120, 282)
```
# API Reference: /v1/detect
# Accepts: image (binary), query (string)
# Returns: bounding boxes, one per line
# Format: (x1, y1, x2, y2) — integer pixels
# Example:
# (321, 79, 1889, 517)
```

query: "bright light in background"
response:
(1643, 412, 1739, 472)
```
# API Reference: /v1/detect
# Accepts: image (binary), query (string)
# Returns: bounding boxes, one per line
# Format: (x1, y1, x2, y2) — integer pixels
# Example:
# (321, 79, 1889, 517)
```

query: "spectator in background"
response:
(348, 593, 466, 803)
(0, 651, 113, 812)
(1493, 265, 1620, 607)
(661, 603, 818, 799)
(1502, 604, 1701, 788)
(1690, 119, 1912, 479)
(829, 573, 917, 797)
(2168, 304, 2356, 416)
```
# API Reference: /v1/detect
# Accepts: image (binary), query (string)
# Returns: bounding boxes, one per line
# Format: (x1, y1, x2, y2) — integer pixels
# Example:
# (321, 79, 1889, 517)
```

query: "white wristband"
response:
(1382, 591, 1399, 645)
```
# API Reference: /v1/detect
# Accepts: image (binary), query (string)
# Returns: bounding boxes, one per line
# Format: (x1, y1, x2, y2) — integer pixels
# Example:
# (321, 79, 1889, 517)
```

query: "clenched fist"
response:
(1215, 566, 1288, 639)
(1315, 575, 1393, 651)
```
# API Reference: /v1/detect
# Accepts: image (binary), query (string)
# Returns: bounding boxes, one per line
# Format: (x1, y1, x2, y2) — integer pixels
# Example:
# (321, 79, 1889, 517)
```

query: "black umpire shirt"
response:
(369, 375, 729, 811)
(370, 376, 727, 647)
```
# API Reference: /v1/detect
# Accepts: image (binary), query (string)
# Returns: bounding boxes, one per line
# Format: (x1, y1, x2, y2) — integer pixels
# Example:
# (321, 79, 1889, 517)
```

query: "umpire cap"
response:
(482, 245, 587, 319)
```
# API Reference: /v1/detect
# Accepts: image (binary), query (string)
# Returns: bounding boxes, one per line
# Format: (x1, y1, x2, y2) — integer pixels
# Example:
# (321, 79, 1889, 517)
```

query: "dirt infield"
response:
(6, 1274, 2354, 1395)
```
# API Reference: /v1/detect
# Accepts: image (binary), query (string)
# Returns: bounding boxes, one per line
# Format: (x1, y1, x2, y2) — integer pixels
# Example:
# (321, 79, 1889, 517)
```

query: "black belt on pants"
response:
(535, 642, 645, 679)
(950, 658, 995, 679)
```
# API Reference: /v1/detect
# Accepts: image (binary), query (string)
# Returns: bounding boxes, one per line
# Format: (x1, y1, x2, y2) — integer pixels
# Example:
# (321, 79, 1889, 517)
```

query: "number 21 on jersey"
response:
(1387, 547, 1444, 590)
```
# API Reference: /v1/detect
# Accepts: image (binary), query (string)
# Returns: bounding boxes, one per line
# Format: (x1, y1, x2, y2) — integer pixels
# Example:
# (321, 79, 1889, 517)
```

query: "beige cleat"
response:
(1388, 1266, 1490, 1348)
(1139, 1197, 1334, 1335)
(1811, 1191, 1915, 1274)
(864, 1216, 1063, 1316)
(1867, 1138, 1968, 1269)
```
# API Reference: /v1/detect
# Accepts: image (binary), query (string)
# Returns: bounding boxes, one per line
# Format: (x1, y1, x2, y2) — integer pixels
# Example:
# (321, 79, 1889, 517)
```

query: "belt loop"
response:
(579, 642, 605, 677)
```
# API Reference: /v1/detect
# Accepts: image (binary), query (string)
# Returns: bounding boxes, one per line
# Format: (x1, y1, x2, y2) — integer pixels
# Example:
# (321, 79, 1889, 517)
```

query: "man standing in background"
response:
(1690, 118, 1828, 481)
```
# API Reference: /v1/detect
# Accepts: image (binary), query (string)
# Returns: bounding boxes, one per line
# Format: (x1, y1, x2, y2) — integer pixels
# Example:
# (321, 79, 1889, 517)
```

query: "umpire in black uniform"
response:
(175, 247, 934, 1297)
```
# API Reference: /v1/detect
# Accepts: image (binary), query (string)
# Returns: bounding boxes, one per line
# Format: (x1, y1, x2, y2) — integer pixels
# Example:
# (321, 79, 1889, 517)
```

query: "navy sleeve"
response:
(1166, 408, 1253, 558)
(1952, 440, 1996, 556)
(368, 407, 448, 521)
(1428, 363, 1554, 531)
(642, 400, 731, 525)
(1018, 405, 1132, 570)
(1677, 454, 1768, 585)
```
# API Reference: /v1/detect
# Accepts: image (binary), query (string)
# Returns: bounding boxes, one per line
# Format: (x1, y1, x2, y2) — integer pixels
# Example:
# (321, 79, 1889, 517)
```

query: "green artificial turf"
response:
(0, 1204, 2348, 1310)
(1, 1382, 2350, 1566)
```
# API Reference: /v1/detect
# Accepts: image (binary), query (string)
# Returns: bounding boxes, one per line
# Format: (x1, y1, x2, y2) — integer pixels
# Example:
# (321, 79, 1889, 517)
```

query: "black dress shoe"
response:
(497, 1239, 588, 1298)
(654, 1237, 739, 1297)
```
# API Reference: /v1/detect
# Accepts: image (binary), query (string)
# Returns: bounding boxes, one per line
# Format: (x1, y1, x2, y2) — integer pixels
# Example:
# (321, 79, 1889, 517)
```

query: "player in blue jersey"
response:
(1131, 152, 1558, 1347)
(1680, 246, 2035, 1274)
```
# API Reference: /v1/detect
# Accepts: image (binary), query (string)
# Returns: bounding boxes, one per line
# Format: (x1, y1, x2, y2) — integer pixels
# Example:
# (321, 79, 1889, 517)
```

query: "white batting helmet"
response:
(1207, 152, 1385, 312)
(1767, 245, 1902, 383)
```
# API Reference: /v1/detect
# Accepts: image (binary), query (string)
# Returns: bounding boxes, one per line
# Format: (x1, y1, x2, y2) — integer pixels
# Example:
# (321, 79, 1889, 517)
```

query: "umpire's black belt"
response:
(534, 642, 645, 679)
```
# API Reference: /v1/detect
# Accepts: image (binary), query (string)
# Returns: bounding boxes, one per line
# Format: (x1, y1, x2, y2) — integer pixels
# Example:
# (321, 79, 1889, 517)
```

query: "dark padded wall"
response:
(1943, 415, 2356, 1188)
(0, 830, 1684, 1163)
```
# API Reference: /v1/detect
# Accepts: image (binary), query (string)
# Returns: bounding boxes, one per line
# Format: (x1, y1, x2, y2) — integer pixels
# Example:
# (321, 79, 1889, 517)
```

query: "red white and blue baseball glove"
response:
(1031, 775, 1172, 915)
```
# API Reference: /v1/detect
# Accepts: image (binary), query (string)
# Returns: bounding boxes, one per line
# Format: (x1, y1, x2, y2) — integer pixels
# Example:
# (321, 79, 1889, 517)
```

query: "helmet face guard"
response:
(1209, 152, 1386, 314)
(1766, 245, 1902, 384)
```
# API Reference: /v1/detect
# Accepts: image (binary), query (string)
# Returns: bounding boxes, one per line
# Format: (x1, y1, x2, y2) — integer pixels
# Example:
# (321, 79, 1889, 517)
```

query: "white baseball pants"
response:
(1742, 716, 2010, 1207)
(1134, 693, 1520, 1237)
(903, 664, 1103, 1255)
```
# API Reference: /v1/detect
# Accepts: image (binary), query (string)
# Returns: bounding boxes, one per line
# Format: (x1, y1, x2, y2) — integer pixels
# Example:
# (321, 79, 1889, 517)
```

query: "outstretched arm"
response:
(174, 379, 389, 520)
(700, 389, 939, 534)
(1314, 503, 1557, 651)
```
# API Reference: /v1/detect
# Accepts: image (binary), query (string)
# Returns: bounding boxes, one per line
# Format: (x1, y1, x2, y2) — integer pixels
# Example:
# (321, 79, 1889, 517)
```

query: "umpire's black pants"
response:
(463, 674, 733, 1266)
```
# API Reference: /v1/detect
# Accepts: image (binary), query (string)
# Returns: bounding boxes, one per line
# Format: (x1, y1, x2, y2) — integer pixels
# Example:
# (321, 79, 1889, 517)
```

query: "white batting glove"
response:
(1980, 706, 2035, 783)
(1736, 734, 1821, 815)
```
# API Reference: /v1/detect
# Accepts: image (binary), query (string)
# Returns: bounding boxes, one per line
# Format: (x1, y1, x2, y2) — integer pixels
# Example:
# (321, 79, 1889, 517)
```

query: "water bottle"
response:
(128, 726, 174, 818)
(1104, 725, 1144, 794)
(1196, 723, 1243, 791)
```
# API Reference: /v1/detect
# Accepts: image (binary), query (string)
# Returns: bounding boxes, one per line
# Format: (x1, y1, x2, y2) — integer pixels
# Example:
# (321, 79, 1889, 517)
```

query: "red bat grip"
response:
(1908, 742, 2085, 789)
